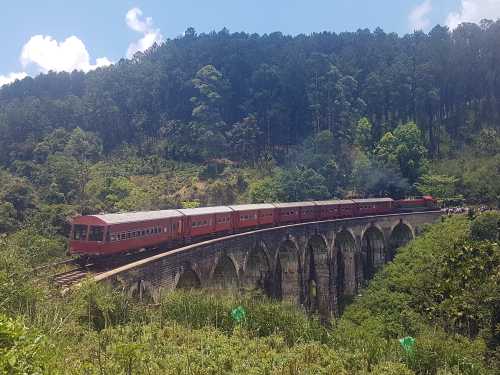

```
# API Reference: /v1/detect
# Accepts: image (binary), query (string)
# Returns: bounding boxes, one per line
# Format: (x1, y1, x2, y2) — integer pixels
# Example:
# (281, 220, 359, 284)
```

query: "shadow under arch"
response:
(361, 225, 385, 282)
(303, 234, 329, 314)
(334, 229, 357, 299)
(128, 279, 155, 303)
(176, 268, 201, 290)
(208, 255, 239, 290)
(388, 221, 414, 261)
(242, 243, 271, 296)
(273, 238, 299, 302)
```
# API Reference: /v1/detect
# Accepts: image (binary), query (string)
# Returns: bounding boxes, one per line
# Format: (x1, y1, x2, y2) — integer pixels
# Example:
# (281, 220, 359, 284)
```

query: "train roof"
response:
(314, 199, 355, 205)
(82, 210, 184, 225)
(352, 198, 394, 203)
(228, 204, 275, 211)
(177, 206, 233, 216)
(273, 201, 316, 208)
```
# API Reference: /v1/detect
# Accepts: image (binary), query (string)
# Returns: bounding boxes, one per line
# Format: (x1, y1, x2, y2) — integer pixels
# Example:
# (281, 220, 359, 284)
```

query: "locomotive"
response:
(69, 196, 437, 257)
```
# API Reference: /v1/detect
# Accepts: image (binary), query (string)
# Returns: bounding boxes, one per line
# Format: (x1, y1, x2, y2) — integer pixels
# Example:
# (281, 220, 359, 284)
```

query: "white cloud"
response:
(0, 72, 28, 87)
(126, 7, 163, 58)
(409, 0, 433, 31)
(446, 0, 500, 29)
(20, 35, 112, 73)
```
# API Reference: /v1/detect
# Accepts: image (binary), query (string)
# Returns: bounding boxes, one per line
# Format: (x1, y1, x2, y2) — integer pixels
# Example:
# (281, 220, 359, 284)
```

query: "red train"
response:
(69, 196, 437, 256)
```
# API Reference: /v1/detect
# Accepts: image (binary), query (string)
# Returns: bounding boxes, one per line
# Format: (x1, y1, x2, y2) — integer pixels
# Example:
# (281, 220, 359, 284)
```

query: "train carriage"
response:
(229, 204, 275, 230)
(273, 202, 318, 224)
(273, 202, 303, 224)
(70, 210, 183, 256)
(337, 200, 357, 218)
(177, 206, 233, 239)
(314, 200, 355, 220)
(353, 198, 393, 216)
(298, 202, 318, 222)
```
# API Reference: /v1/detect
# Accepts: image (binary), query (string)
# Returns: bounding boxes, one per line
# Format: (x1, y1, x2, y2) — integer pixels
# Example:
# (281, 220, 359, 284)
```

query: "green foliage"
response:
(338, 216, 497, 373)
(432, 156, 500, 205)
(181, 200, 201, 208)
(73, 280, 132, 330)
(158, 291, 328, 346)
(0, 202, 17, 233)
(249, 167, 330, 203)
(354, 117, 373, 149)
(416, 173, 458, 199)
(0, 171, 38, 227)
(0, 314, 50, 374)
(375, 122, 428, 183)
(64, 127, 102, 162)
(475, 128, 500, 156)
(470, 211, 500, 241)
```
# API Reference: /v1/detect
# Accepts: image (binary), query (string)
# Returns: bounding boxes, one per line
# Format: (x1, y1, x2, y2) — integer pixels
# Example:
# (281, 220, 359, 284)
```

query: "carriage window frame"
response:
(89, 226, 104, 242)
(73, 225, 88, 241)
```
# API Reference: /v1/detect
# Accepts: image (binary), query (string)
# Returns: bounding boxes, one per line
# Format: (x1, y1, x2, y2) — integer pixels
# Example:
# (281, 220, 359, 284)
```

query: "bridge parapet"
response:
(94, 211, 441, 317)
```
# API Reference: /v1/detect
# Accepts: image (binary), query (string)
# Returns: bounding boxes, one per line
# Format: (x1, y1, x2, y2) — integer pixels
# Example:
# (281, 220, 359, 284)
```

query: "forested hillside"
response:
(1, 22, 500, 235)
(1, 18, 500, 374)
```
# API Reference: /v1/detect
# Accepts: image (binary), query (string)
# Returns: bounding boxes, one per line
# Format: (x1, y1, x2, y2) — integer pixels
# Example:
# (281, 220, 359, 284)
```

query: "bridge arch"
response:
(242, 242, 271, 295)
(388, 221, 414, 261)
(175, 264, 202, 290)
(208, 254, 239, 289)
(304, 234, 330, 313)
(361, 225, 386, 281)
(334, 229, 358, 298)
(273, 236, 300, 302)
(128, 279, 155, 303)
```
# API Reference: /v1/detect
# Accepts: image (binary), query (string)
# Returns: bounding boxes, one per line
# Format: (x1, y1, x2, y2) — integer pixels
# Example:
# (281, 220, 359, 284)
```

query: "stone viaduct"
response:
(95, 211, 441, 317)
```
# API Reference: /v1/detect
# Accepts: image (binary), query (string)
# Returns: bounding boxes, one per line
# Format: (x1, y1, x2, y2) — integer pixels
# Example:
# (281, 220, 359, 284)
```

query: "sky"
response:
(1, 0, 500, 87)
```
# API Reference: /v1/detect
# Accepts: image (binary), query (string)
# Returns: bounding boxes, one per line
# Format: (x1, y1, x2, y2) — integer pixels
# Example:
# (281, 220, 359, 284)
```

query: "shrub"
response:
(470, 211, 500, 241)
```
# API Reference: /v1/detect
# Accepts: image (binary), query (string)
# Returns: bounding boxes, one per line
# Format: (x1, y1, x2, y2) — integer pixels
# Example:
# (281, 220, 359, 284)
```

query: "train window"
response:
(89, 226, 104, 242)
(73, 225, 88, 240)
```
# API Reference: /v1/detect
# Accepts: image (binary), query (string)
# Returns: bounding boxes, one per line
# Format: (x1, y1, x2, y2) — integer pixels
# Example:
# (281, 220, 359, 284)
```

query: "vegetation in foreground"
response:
(1, 213, 498, 374)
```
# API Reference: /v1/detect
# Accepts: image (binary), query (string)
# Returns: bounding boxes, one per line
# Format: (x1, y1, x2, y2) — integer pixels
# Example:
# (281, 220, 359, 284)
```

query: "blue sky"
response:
(1, 0, 499, 86)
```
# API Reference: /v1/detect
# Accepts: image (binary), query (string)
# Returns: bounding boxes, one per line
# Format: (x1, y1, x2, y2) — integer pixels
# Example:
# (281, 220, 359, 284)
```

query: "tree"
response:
(0, 202, 17, 233)
(191, 65, 229, 124)
(0, 173, 38, 223)
(0, 314, 49, 374)
(64, 127, 102, 162)
(375, 122, 428, 183)
(188, 65, 231, 160)
(227, 115, 263, 164)
(470, 211, 500, 241)
(353, 117, 372, 149)
(416, 173, 458, 199)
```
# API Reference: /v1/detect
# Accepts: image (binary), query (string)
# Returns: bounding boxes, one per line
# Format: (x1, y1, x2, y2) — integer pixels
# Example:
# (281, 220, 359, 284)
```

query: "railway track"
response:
(52, 267, 92, 287)
(49, 248, 174, 289)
